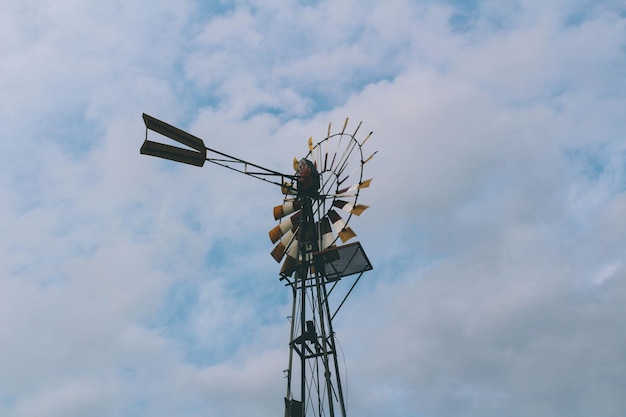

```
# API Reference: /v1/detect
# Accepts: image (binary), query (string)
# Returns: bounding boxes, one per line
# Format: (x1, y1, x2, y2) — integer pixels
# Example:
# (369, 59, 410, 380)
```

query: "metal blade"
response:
(269, 212, 301, 243)
(273, 200, 302, 220)
(328, 209, 357, 243)
(332, 200, 369, 216)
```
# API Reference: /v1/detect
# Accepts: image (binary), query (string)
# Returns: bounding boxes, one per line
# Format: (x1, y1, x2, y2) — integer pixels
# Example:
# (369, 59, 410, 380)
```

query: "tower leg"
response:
(282, 197, 347, 417)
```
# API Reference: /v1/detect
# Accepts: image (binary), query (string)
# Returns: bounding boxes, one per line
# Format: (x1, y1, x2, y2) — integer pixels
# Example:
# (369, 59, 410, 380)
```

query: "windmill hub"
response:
(296, 158, 320, 197)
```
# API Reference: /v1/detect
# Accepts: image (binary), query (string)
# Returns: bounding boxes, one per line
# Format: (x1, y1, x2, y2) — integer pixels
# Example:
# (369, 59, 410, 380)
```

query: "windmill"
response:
(140, 114, 375, 417)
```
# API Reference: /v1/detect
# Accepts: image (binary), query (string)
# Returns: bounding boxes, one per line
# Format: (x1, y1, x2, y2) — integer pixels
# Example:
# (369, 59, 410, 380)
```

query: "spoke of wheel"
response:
(318, 170, 339, 204)
(334, 138, 359, 180)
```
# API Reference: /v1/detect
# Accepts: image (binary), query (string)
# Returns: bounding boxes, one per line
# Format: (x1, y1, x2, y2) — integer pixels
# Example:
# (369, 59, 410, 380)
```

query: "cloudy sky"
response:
(1, 0, 625, 416)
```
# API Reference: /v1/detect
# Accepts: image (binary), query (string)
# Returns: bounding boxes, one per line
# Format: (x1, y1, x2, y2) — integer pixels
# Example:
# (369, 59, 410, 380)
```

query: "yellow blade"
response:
(268, 212, 300, 243)
(363, 151, 377, 164)
(281, 182, 296, 195)
(350, 204, 369, 216)
(338, 227, 356, 243)
(271, 225, 297, 262)
(293, 157, 299, 171)
(269, 224, 282, 243)
(358, 178, 372, 189)
(273, 205, 283, 220)
(328, 209, 356, 243)
(362, 131, 373, 146)
(308, 136, 313, 151)
(271, 242, 286, 262)
(273, 200, 302, 220)
(341, 117, 349, 135)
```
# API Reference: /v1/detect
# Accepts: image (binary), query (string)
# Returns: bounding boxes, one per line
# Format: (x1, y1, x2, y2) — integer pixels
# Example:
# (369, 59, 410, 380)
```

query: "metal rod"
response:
(331, 271, 365, 322)
(321, 271, 346, 417)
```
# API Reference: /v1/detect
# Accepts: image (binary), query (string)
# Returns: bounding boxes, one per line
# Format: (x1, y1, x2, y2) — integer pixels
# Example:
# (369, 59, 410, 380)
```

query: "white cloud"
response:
(0, 0, 625, 416)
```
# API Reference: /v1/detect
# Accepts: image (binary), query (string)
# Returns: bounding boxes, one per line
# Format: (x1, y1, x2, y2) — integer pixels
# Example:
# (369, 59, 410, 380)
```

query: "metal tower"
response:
(140, 114, 375, 417)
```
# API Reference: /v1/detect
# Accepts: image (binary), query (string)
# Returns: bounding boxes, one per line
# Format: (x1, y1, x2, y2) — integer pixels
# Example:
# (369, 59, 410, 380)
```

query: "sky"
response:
(1, 0, 625, 416)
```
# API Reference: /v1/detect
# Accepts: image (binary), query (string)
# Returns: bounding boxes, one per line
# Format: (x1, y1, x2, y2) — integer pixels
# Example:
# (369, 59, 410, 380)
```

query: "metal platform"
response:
(313, 241, 372, 281)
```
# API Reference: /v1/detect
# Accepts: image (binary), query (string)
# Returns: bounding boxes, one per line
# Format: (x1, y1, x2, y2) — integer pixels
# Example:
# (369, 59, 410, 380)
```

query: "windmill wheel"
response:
(268, 118, 376, 276)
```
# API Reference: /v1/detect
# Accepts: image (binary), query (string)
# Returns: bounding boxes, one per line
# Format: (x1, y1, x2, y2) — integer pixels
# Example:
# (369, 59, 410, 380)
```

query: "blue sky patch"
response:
(566, 143, 609, 182)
